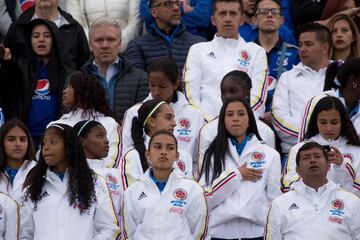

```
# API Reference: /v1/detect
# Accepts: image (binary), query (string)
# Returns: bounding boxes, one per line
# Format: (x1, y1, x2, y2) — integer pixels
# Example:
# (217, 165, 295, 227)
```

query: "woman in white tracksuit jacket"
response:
(121, 100, 193, 189)
(20, 124, 120, 240)
(283, 96, 360, 196)
(0, 192, 19, 240)
(122, 130, 208, 240)
(0, 119, 37, 204)
(199, 98, 281, 240)
(48, 72, 121, 168)
(121, 58, 205, 160)
(73, 120, 123, 220)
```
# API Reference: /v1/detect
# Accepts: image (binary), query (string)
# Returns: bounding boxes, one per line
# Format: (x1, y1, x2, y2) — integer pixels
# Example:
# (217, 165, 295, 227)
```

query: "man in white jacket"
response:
(183, 0, 268, 121)
(271, 23, 331, 154)
(265, 141, 360, 240)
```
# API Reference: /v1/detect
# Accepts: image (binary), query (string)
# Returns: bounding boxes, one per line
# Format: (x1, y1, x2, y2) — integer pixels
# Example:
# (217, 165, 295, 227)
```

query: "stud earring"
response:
(352, 82, 358, 89)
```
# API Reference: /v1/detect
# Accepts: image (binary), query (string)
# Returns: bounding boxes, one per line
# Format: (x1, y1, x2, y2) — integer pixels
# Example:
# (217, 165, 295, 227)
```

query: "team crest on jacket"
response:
(238, 50, 251, 68)
(331, 199, 344, 210)
(106, 174, 118, 184)
(251, 152, 265, 161)
(173, 188, 187, 201)
(176, 160, 186, 172)
(177, 118, 192, 142)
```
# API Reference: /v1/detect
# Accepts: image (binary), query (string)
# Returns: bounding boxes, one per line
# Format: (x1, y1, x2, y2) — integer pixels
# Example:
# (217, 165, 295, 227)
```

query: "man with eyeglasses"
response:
(139, 0, 212, 39)
(184, 0, 268, 122)
(239, 0, 296, 45)
(253, 0, 299, 118)
(265, 141, 360, 240)
(124, 0, 205, 75)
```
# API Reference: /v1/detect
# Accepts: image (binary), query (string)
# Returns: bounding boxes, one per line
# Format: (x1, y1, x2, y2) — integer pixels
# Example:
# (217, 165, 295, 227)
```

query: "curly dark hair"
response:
(0, 118, 35, 180)
(24, 124, 96, 214)
(68, 72, 116, 120)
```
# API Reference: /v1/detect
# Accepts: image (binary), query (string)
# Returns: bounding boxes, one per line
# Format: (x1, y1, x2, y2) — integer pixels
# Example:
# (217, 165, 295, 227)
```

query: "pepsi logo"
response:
(178, 118, 191, 129)
(106, 174, 118, 184)
(173, 188, 187, 201)
(251, 152, 265, 161)
(34, 79, 50, 96)
(331, 199, 344, 210)
(176, 160, 185, 172)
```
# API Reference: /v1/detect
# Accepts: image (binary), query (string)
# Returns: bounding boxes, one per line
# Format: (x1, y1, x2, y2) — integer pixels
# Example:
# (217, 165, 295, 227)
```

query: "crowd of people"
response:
(0, 0, 360, 239)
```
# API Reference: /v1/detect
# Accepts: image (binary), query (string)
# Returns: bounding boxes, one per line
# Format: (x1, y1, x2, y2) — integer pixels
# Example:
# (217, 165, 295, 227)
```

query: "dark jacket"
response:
(124, 23, 205, 74)
(292, 0, 327, 28)
(82, 57, 149, 121)
(0, 19, 67, 123)
(4, 6, 89, 73)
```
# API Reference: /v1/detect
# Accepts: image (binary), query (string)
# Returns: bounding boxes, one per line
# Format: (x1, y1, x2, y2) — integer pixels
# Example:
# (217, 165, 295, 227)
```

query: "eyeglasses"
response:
(256, 8, 281, 16)
(152, 0, 182, 9)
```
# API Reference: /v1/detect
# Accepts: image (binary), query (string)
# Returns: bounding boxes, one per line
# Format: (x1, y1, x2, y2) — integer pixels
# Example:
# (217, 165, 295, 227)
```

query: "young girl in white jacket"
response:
(121, 100, 193, 189)
(199, 97, 281, 240)
(0, 119, 36, 203)
(121, 58, 205, 160)
(48, 72, 121, 168)
(283, 96, 360, 196)
(20, 124, 120, 240)
(122, 130, 208, 240)
(73, 120, 123, 220)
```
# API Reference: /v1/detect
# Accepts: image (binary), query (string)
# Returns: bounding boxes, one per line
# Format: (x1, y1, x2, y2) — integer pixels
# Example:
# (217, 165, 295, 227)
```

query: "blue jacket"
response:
(239, 23, 297, 46)
(124, 23, 205, 74)
(140, 0, 211, 38)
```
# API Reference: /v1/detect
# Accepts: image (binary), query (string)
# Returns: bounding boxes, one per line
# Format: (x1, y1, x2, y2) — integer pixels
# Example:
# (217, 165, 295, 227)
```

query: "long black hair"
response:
(130, 100, 167, 172)
(324, 58, 360, 91)
(0, 118, 35, 179)
(24, 124, 96, 214)
(67, 72, 116, 120)
(304, 96, 360, 146)
(200, 97, 261, 184)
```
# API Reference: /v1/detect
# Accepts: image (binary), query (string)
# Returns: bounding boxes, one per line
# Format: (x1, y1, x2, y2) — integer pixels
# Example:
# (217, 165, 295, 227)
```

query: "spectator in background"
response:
(327, 14, 360, 61)
(124, 0, 205, 74)
(254, 0, 299, 115)
(0, 0, 20, 37)
(0, 19, 67, 146)
(292, 0, 327, 30)
(4, 0, 90, 73)
(271, 23, 331, 156)
(82, 18, 148, 121)
(140, 0, 212, 39)
(184, 0, 268, 121)
(239, 0, 297, 44)
(66, 0, 142, 52)
(265, 141, 360, 240)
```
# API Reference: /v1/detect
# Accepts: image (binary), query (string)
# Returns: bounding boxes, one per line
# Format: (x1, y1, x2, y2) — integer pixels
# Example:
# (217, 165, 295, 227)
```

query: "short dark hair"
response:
(255, 0, 282, 12)
(298, 23, 332, 47)
(296, 141, 328, 166)
(212, 0, 243, 14)
(221, 70, 252, 90)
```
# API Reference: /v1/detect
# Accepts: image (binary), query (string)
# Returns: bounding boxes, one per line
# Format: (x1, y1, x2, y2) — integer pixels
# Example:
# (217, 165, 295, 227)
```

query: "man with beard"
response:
(124, 0, 204, 75)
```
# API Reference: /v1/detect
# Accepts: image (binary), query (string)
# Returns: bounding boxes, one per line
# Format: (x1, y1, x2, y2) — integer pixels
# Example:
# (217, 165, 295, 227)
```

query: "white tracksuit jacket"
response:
(48, 108, 121, 168)
(183, 34, 268, 120)
(265, 180, 360, 240)
(299, 89, 360, 141)
(271, 62, 327, 153)
(120, 92, 206, 160)
(0, 192, 19, 240)
(122, 169, 208, 240)
(282, 135, 360, 196)
(120, 135, 193, 189)
(20, 169, 120, 240)
(198, 135, 281, 239)
(0, 160, 36, 204)
(87, 159, 123, 220)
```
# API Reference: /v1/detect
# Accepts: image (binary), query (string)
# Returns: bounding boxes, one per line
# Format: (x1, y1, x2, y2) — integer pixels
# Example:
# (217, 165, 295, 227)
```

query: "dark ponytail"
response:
(130, 100, 166, 172)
